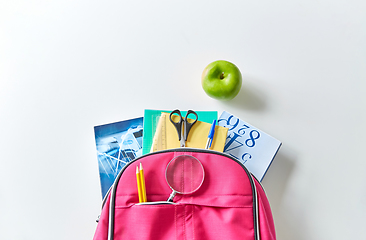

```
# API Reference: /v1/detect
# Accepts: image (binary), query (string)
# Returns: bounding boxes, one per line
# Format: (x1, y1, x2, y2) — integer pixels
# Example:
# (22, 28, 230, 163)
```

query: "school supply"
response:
(165, 154, 205, 202)
(142, 109, 218, 155)
(169, 109, 198, 147)
(152, 112, 228, 152)
(93, 148, 276, 240)
(205, 119, 216, 149)
(94, 117, 143, 199)
(135, 165, 143, 203)
(136, 163, 147, 203)
(218, 111, 282, 181)
(149, 112, 167, 152)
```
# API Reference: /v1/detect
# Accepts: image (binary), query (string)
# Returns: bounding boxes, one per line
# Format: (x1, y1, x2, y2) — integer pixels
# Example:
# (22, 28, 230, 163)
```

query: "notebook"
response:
(94, 117, 143, 199)
(150, 112, 228, 152)
(218, 111, 281, 181)
(142, 109, 218, 155)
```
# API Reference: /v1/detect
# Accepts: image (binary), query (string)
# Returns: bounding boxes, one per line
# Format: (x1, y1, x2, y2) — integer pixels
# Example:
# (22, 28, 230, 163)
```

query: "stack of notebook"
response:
(142, 110, 228, 154)
(93, 109, 281, 199)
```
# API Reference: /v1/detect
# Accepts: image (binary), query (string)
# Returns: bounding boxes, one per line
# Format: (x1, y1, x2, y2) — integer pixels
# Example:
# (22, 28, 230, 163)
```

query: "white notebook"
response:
(218, 111, 282, 181)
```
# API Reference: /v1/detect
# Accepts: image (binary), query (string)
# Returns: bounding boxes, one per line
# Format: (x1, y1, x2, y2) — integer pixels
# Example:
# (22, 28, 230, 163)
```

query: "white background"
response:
(1, 0, 365, 239)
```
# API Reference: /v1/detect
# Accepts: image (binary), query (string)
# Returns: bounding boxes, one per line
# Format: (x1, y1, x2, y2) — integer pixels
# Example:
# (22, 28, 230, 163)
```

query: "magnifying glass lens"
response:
(166, 155, 204, 202)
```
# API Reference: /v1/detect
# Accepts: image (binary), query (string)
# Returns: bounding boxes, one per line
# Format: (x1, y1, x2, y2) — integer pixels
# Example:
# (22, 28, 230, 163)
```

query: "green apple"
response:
(201, 60, 242, 100)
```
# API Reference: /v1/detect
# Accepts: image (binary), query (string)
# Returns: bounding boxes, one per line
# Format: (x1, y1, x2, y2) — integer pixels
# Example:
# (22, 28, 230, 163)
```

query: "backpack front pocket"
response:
(113, 203, 184, 240)
(192, 205, 255, 240)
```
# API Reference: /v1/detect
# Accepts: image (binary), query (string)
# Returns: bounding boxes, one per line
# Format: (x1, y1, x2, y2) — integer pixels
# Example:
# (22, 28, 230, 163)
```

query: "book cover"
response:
(94, 117, 143, 199)
(218, 111, 281, 181)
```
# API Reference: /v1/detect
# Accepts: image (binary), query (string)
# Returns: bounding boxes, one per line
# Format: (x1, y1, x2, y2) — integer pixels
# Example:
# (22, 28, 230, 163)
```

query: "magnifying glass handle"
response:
(167, 190, 177, 202)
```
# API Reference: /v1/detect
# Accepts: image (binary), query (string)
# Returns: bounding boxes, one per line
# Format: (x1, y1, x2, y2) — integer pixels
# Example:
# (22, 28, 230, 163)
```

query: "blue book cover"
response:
(94, 117, 143, 199)
(218, 111, 281, 181)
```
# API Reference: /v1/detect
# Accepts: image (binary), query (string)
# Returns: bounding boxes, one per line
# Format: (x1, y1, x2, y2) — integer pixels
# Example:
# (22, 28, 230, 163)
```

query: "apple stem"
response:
(219, 73, 225, 80)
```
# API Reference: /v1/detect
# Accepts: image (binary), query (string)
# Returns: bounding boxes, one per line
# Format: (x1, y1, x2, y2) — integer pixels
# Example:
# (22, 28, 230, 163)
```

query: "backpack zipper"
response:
(106, 148, 259, 240)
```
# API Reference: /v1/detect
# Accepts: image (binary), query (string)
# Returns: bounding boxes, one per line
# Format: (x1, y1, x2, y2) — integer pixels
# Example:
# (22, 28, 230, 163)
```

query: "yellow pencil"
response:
(136, 165, 143, 203)
(139, 163, 147, 202)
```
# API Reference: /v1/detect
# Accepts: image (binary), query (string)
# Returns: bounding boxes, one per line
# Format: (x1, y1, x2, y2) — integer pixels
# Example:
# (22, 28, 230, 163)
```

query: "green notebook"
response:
(142, 109, 218, 155)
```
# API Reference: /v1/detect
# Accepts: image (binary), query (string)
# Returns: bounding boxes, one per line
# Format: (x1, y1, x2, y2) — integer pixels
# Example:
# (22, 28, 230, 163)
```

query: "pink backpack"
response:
(93, 148, 276, 240)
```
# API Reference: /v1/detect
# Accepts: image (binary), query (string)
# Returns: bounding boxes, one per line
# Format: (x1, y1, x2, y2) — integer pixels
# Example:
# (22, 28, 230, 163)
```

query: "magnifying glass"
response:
(165, 155, 205, 202)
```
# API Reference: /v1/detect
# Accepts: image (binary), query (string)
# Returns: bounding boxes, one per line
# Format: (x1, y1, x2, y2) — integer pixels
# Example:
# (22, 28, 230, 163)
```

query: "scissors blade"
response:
(180, 126, 185, 147)
(180, 137, 185, 147)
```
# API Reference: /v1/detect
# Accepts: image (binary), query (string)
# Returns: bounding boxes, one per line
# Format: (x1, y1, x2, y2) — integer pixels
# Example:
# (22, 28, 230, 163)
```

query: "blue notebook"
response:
(94, 117, 143, 199)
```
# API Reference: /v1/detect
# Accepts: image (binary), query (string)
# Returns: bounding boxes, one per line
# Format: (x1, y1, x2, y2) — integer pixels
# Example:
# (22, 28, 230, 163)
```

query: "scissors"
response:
(169, 109, 198, 147)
